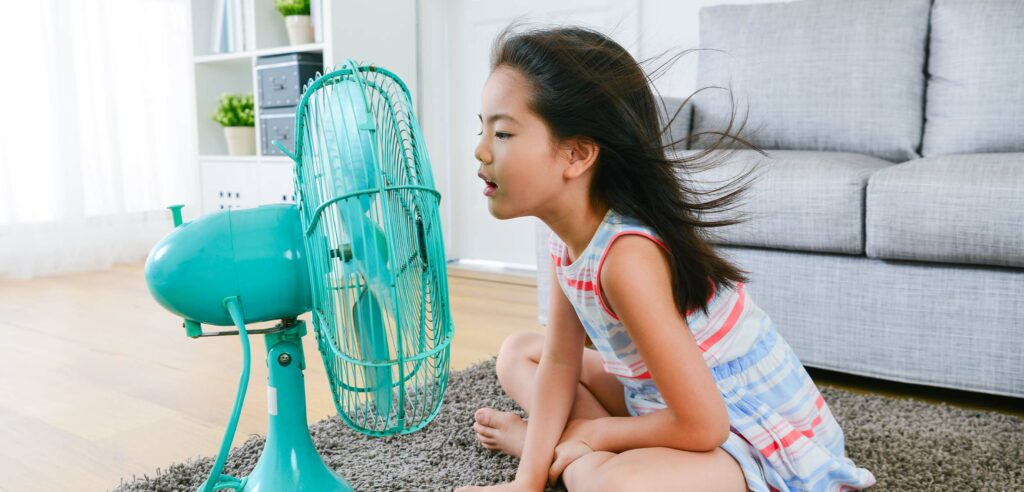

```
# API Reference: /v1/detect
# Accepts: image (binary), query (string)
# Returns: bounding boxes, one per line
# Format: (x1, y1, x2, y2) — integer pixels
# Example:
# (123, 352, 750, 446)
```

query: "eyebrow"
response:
(478, 113, 519, 125)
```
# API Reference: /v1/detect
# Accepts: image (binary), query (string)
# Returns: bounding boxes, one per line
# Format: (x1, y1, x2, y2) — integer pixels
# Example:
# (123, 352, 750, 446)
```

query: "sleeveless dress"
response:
(547, 208, 876, 492)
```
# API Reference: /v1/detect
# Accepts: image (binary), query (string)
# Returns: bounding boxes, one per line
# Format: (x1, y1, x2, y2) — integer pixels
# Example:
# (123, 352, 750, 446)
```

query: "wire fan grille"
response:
(292, 61, 452, 436)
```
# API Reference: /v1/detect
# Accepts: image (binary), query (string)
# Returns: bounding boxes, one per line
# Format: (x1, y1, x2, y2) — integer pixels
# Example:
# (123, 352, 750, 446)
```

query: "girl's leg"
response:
(562, 447, 749, 492)
(495, 330, 630, 419)
(473, 330, 630, 457)
(476, 332, 749, 491)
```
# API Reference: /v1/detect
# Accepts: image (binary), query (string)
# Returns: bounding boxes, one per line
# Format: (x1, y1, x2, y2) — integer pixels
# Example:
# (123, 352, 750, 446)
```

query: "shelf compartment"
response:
(194, 58, 254, 156)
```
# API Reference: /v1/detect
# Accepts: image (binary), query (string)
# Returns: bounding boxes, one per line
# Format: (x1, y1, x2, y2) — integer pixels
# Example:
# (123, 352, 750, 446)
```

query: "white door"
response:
(438, 0, 640, 270)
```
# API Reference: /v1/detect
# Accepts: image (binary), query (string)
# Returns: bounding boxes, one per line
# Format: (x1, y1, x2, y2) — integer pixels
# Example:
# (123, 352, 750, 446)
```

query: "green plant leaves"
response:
(212, 93, 255, 127)
(275, 0, 310, 17)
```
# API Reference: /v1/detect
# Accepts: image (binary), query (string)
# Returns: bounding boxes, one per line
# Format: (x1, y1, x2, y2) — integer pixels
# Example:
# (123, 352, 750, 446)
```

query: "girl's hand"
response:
(546, 419, 598, 486)
(454, 479, 538, 492)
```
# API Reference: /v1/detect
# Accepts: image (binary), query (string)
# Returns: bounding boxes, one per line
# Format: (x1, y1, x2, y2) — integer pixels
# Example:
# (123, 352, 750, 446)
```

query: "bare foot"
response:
(472, 407, 527, 458)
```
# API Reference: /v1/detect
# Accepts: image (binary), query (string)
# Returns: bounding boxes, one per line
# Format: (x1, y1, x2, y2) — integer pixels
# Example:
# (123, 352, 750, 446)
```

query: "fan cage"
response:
(292, 61, 453, 437)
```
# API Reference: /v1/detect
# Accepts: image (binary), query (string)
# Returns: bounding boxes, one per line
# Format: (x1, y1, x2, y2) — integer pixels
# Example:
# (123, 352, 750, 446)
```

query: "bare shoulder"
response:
(599, 234, 673, 311)
(601, 234, 671, 282)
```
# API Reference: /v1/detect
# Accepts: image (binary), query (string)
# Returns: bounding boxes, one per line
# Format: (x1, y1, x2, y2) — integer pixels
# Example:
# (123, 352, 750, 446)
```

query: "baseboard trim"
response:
(446, 259, 537, 287)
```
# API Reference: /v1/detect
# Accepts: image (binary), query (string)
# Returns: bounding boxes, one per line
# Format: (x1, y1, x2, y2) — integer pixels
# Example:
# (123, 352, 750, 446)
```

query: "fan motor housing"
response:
(145, 204, 312, 326)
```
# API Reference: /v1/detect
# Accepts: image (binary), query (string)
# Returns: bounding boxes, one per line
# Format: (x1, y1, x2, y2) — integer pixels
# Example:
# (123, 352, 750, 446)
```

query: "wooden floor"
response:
(0, 262, 1020, 492)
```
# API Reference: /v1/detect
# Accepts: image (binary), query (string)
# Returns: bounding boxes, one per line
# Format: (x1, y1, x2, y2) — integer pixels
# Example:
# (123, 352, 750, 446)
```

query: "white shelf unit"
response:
(187, 0, 419, 215)
(187, 0, 323, 215)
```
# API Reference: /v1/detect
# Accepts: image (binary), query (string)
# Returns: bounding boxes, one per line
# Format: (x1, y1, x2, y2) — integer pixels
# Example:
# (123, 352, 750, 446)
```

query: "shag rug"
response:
(113, 358, 1024, 491)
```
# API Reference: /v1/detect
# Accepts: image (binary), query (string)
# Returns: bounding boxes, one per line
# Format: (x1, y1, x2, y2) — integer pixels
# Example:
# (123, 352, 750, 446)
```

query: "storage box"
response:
(260, 106, 296, 156)
(256, 52, 323, 108)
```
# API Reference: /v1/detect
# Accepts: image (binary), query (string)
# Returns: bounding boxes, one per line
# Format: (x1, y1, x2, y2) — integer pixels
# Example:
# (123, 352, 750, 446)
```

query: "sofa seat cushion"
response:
(682, 149, 892, 255)
(866, 154, 1024, 268)
(922, 0, 1024, 157)
(690, 0, 931, 162)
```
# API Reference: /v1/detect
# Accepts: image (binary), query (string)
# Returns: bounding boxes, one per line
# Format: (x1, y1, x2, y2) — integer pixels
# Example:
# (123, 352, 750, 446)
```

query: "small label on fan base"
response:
(268, 386, 278, 416)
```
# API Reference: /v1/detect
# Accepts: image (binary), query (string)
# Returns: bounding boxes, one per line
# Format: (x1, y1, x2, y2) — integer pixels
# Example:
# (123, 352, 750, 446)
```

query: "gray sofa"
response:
(535, 0, 1024, 399)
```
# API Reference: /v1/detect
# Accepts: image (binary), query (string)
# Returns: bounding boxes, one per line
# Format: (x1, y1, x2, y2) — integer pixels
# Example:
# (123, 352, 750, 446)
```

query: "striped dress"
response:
(547, 208, 876, 492)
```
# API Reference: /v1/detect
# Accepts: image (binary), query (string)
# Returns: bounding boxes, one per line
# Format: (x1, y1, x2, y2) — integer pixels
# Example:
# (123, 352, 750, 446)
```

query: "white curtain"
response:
(0, 0, 199, 279)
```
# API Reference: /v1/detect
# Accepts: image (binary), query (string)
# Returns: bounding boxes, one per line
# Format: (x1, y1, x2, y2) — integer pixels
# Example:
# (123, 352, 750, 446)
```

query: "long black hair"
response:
(490, 23, 767, 318)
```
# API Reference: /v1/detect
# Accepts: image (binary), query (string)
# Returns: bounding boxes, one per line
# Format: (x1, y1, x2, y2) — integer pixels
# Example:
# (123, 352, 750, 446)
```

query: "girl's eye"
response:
(495, 132, 511, 140)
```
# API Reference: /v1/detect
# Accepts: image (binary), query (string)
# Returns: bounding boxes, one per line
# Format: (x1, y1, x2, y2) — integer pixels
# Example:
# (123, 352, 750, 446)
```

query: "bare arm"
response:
(584, 409, 726, 453)
(592, 235, 732, 453)
(513, 262, 588, 490)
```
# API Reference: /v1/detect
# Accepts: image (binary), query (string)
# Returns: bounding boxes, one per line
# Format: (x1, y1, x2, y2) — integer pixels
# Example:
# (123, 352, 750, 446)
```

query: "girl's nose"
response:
(474, 142, 491, 165)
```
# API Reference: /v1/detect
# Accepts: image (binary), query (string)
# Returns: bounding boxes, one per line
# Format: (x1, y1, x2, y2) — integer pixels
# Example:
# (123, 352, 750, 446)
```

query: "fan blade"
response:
(352, 284, 393, 422)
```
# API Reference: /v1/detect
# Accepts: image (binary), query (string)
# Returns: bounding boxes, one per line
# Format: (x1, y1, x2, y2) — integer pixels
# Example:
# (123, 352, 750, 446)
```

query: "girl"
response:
(456, 24, 876, 492)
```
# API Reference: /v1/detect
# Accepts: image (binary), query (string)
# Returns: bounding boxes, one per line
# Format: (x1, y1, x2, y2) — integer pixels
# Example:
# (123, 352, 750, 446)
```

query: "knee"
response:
(563, 451, 623, 492)
(495, 331, 542, 380)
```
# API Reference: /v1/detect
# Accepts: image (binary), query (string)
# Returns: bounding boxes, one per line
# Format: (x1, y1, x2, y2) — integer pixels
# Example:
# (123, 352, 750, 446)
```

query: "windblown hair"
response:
(490, 23, 767, 318)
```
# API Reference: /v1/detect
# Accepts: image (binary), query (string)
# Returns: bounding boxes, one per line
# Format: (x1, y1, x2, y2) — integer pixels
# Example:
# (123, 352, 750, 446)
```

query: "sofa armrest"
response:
(659, 96, 692, 152)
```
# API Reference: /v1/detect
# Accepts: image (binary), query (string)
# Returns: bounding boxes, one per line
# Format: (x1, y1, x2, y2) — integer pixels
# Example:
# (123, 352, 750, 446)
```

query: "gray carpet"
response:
(113, 358, 1024, 491)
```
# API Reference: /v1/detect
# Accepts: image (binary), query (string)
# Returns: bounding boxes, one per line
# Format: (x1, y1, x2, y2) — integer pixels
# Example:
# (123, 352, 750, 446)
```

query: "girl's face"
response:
(475, 66, 566, 220)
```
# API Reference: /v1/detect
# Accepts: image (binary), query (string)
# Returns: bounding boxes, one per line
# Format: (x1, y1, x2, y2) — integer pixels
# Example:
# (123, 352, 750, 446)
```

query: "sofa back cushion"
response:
(691, 0, 931, 163)
(922, 0, 1024, 157)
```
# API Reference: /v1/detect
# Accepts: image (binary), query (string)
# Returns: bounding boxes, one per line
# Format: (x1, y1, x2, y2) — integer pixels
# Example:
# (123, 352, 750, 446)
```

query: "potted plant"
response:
(276, 0, 312, 46)
(212, 93, 255, 155)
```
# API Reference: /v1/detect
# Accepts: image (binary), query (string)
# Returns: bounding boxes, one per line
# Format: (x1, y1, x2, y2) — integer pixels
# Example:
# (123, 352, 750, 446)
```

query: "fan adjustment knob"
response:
(167, 204, 185, 228)
(329, 244, 353, 262)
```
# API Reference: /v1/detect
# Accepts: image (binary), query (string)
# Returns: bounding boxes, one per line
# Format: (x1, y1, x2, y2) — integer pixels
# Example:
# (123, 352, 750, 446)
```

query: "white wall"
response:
(326, 0, 418, 101)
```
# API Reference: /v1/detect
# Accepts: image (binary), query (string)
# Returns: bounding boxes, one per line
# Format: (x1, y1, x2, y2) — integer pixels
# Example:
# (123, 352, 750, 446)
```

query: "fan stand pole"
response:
(241, 321, 351, 491)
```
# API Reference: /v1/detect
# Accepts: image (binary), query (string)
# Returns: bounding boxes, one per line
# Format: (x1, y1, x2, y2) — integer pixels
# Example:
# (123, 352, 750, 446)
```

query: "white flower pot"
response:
(285, 15, 313, 45)
(224, 126, 255, 155)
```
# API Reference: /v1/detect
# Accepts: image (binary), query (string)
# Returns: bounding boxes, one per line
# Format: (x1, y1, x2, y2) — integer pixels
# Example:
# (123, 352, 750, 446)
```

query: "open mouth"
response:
(483, 180, 498, 195)
(479, 172, 498, 195)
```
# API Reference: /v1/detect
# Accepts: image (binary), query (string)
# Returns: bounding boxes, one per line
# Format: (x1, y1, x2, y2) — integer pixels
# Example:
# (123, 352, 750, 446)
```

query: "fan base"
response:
(239, 331, 352, 491)
(240, 452, 350, 492)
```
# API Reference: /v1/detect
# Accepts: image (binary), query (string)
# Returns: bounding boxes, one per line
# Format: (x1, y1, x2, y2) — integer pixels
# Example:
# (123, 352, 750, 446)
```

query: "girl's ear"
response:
(561, 137, 600, 179)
